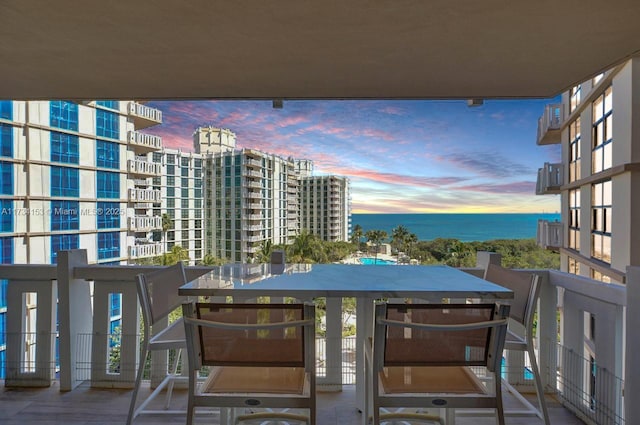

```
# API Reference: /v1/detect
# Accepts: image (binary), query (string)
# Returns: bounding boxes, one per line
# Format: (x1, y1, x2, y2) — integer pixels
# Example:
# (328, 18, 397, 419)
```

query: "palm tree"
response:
(406, 233, 418, 261)
(161, 213, 172, 248)
(391, 225, 410, 254)
(199, 252, 226, 266)
(158, 245, 190, 265)
(365, 229, 387, 263)
(350, 224, 363, 247)
(257, 240, 273, 263)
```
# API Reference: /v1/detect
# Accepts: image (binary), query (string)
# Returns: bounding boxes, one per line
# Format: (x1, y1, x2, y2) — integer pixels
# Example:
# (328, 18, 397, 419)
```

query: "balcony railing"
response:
(127, 102, 162, 129)
(536, 162, 564, 195)
(127, 159, 162, 177)
(127, 130, 162, 152)
(1, 250, 635, 424)
(128, 215, 162, 232)
(537, 103, 563, 145)
(537, 219, 563, 250)
(128, 188, 161, 203)
(128, 243, 163, 259)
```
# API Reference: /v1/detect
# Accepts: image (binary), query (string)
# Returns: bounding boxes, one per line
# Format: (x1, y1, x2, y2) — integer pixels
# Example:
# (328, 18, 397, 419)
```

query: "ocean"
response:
(352, 213, 561, 242)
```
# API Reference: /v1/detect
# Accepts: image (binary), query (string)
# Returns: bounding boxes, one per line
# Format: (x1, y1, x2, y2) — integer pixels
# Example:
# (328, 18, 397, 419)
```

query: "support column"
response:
(625, 266, 640, 425)
(537, 271, 558, 392)
(322, 297, 343, 391)
(57, 249, 92, 391)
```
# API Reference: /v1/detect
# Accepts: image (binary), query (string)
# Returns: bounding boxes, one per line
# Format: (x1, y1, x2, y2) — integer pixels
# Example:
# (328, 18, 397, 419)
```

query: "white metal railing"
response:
(127, 130, 162, 151)
(537, 103, 563, 145)
(128, 215, 162, 232)
(127, 159, 162, 177)
(537, 219, 563, 249)
(0, 251, 634, 424)
(536, 162, 564, 194)
(244, 180, 262, 189)
(128, 188, 161, 203)
(127, 102, 163, 124)
(243, 158, 262, 168)
(243, 170, 262, 178)
(127, 243, 163, 258)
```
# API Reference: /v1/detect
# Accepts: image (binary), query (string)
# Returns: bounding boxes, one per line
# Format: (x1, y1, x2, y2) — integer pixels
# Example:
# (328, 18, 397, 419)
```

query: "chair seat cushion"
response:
(380, 366, 487, 394)
(203, 366, 306, 395)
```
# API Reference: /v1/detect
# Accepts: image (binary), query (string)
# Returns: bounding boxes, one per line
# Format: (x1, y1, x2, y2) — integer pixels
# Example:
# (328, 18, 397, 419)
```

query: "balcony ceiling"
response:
(2, 0, 640, 100)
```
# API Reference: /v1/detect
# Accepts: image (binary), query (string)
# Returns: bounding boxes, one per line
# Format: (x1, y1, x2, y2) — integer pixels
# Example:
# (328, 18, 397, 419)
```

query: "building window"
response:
(0, 162, 12, 196)
(166, 165, 174, 175)
(166, 154, 175, 164)
(96, 100, 119, 110)
(591, 269, 612, 283)
(51, 234, 79, 264)
(568, 189, 580, 250)
(569, 85, 581, 113)
(97, 171, 119, 198)
(50, 101, 78, 131)
(167, 198, 175, 208)
(0, 124, 12, 158)
(97, 201, 120, 229)
(0, 101, 12, 120)
(593, 73, 604, 85)
(110, 292, 121, 317)
(0, 199, 12, 232)
(591, 181, 612, 264)
(569, 118, 581, 183)
(51, 131, 80, 164)
(51, 200, 79, 231)
(98, 232, 120, 260)
(0, 237, 12, 264)
(96, 109, 120, 139)
(96, 140, 120, 169)
(592, 86, 613, 174)
(51, 166, 79, 197)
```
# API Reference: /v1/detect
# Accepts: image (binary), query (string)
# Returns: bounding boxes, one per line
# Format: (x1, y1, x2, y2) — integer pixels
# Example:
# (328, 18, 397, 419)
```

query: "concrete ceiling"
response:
(2, 0, 640, 100)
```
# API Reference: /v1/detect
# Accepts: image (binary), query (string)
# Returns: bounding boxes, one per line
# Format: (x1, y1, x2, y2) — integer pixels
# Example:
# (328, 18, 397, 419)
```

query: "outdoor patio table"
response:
(179, 263, 513, 424)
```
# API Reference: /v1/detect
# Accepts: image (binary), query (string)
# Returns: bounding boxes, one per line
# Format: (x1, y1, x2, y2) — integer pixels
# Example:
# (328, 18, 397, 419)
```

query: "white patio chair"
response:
(483, 263, 551, 425)
(182, 301, 316, 425)
(370, 302, 510, 425)
(126, 262, 188, 424)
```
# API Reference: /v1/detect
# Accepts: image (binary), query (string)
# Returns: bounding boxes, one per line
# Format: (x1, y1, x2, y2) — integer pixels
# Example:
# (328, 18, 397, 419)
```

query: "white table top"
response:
(179, 264, 513, 300)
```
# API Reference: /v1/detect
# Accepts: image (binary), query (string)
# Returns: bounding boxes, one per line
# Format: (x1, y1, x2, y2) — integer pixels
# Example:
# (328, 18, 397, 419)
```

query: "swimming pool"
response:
(359, 257, 397, 265)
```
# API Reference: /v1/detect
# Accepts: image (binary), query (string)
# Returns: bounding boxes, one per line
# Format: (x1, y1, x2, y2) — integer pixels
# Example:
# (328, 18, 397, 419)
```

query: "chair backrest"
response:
(483, 264, 540, 329)
(182, 302, 315, 370)
(374, 302, 509, 373)
(136, 262, 187, 327)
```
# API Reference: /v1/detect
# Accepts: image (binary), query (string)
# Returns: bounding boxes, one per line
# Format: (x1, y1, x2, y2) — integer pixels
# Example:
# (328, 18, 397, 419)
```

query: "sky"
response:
(146, 99, 561, 214)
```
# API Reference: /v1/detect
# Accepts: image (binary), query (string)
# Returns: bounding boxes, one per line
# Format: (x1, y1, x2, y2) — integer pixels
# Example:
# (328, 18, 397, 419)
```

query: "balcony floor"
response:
(0, 382, 585, 425)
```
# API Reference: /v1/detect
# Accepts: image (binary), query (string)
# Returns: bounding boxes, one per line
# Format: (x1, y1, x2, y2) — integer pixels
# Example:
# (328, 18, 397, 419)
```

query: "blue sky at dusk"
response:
(147, 99, 561, 214)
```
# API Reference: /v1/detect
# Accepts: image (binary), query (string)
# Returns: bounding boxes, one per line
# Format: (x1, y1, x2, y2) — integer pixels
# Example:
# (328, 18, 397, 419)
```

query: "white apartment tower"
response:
(153, 148, 204, 264)
(299, 171, 351, 242)
(0, 100, 164, 265)
(535, 58, 640, 284)
(195, 127, 297, 263)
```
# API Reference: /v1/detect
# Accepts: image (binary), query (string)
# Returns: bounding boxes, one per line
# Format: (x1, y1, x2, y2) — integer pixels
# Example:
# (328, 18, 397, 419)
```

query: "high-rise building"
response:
(153, 148, 204, 264)
(299, 171, 351, 242)
(0, 99, 164, 375)
(535, 58, 640, 284)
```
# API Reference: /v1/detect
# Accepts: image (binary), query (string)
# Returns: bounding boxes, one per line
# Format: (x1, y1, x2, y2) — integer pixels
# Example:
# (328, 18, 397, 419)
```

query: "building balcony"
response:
(243, 235, 264, 242)
(244, 202, 262, 210)
(128, 188, 162, 203)
(536, 162, 564, 195)
(242, 169, 262, 178)
(132, 178, 149, 187)
(0, 250, 631, 425)
(243, 213, 263, 221)
(128, 215, 162, 232)
(243, 190, 262, 199)
(537, 219, 563, 250)
(127, 159, 162, 177)
(243, 180, 262, 189)
(244, 224, 263, 231)
(128, 242, 163, 258)
(127, 130, 162, 152)
(127, 102, 163, 129)
(243, 158, 262, 168)
(537, 103, 563, 145)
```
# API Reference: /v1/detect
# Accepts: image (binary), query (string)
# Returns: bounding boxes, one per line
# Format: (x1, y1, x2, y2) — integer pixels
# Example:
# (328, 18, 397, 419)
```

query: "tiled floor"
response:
(0, 382, 585, 425)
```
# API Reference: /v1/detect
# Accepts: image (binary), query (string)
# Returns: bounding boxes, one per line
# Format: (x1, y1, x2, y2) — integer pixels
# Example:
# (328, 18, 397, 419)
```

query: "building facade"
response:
(0, 99, 165, 375)
(536, 58, 640, 283)
(299, 174, 351, 242)
(152, 148, 205, 264)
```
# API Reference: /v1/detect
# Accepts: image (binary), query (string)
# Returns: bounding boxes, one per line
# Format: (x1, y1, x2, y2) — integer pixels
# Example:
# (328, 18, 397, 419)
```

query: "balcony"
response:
(243, 213, 263, 221)
(243, 158, 262, 168)
(242, 169, 262, 178)
(128, 215, 162, 232)
(127, 102, 163, 129)
(127, 159, 162, 177)
(128, 188, 162, 203)
(0, 251, 631, 425)
(128, 242, 163, 258)
(537, 103, 563, 145)
(537, 219, 563, 250)
(536, 162, 564, 195)
(127, 130, 162, 152)
(243, 180, 262, 189)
